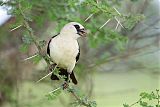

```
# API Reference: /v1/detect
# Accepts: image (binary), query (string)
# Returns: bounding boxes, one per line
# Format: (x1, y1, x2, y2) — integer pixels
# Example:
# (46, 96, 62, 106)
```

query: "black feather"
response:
(76, 48, 80, 62)
(70, 72, 78, 84)
(47, 34, 58, 56)
(51, 68, 78, 85)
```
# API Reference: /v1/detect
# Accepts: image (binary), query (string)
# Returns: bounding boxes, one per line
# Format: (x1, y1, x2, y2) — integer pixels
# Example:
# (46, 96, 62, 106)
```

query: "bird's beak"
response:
(78, 28, 87, 37)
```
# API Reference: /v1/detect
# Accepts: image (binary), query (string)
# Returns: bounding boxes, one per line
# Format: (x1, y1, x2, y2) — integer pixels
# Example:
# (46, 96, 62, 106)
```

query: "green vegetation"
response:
(0, 0, 159, 107)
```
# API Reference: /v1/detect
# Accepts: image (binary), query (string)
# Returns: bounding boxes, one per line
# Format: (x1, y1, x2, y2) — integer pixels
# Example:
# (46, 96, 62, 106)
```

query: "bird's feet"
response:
(62, 81, 69, 90)
(49, 64, 56, 72)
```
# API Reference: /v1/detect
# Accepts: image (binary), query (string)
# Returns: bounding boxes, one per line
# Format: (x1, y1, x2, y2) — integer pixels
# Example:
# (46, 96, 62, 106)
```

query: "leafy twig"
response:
(156, 89, 160, 106)
(123, 90, 160, 107)
(18, 1, 50, 65)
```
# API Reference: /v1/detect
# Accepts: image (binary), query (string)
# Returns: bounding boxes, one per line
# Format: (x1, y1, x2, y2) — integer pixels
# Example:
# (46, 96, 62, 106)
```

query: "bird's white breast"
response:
(49, 35, 79, 69)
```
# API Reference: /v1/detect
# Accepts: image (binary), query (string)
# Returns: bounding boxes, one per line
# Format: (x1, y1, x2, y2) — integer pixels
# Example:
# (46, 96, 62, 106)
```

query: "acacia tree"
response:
(1, 0, 158, 107)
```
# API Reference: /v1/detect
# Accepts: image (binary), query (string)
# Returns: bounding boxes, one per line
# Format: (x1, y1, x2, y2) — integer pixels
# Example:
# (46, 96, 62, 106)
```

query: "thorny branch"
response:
(18, 1, 95, 107)
(84, 3, 125, 30)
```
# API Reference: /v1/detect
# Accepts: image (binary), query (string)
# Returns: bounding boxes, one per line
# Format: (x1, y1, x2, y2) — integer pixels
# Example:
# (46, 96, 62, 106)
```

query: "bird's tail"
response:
(51, 68, 78, 85)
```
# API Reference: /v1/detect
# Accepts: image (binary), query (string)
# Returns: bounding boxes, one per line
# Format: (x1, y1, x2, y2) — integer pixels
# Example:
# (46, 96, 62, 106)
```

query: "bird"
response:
(47, 22, 87, 85)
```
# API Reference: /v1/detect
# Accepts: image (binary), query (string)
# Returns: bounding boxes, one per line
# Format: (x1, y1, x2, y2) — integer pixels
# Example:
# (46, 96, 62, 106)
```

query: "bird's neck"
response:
(60, 32, 80, 40)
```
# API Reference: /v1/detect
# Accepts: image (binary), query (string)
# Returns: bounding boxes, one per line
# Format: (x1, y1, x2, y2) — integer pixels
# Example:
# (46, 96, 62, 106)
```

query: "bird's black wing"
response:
(70, 71, 78, 84)
(47, 34, 58, 56)
(76, 48, 80, 62)
(51, 68, 78, 85)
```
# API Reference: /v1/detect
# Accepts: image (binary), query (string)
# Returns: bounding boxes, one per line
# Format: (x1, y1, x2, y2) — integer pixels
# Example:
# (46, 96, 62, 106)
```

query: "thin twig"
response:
(69, 88, 89, 106)
(18, 2, 41, 51)
(129, 98, 142, 107)
(18, 2, 50, 65)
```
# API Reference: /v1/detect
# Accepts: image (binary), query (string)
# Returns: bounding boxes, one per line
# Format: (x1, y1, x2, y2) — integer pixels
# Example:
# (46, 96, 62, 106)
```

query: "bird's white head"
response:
(60, 22, 87, 39)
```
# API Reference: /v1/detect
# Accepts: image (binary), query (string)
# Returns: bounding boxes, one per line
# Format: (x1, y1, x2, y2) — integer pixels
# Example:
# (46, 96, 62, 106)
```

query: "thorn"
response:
(84, 14, 94, 22)
(36, 65, 58, 83)
(115, 17, 125, 29)
(36, 72, 53, 83)
(115, 21, 119, 30)
(48, 87, 61, 94)
(99, 19, 111, 29)
(23, 54, 38, 61)
(113, 7, 121, 16)
(10, 25, 22, 32)
(96, 0, 99, 4)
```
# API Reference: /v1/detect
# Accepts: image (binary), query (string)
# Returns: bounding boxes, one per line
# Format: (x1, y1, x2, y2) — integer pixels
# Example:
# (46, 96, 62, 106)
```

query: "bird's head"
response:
(60, 22, 87, 39)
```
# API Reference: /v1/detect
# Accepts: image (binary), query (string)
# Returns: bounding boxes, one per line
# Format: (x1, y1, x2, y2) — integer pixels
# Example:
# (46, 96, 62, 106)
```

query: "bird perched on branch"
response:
(47, 22, 87, 85)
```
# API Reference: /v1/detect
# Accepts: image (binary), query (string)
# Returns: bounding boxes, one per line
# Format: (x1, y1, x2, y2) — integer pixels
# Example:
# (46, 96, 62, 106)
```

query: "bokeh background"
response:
(0, 0, 159, 107)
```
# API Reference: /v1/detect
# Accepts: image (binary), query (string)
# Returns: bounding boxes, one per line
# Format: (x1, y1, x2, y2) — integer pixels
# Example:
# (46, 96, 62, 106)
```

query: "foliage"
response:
(2, 0, 144, 54)
(123, 89, 160, 107)
(45, 87, 62, 100)
(1, 0, 145, 106)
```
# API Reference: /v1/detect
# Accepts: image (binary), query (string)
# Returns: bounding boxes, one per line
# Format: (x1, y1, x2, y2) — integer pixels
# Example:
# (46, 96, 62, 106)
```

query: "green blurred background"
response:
(0, 0, 159, 107)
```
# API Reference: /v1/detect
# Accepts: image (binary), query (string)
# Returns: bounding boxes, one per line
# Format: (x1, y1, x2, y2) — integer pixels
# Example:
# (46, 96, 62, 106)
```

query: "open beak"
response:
(78, 28, 87, 37)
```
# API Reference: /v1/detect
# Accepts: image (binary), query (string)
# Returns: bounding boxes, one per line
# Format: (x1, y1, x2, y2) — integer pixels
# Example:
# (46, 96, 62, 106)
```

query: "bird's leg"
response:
(49, 64, 56, 71)
(67, 72, 71, 83)
(62, 72, 71, 89)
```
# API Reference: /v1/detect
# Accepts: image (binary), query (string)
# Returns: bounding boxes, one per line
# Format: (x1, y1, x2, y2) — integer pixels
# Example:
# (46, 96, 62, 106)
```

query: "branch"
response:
(18, 2, 50, 65)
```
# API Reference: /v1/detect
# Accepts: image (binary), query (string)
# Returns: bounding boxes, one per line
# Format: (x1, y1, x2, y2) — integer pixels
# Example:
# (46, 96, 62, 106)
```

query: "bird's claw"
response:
(62, 81, 69, 90)
(49, 64, 56, 72)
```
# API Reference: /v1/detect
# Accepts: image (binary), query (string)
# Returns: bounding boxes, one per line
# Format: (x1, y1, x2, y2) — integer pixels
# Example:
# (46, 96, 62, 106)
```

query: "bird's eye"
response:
(74, 25, 80, 30)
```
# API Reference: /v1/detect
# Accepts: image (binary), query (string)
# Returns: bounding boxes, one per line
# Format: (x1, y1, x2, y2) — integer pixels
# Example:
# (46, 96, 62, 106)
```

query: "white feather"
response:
(49, 35, 79, 73)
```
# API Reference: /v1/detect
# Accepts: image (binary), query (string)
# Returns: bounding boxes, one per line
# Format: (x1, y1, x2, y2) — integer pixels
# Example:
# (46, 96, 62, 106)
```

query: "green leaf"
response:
(31, 54, 42, 64)
(22, 34, 33, 45)
(123, 104, 130, 107)
(139, 101, 148, 107)
(39, 40, 47, 48)
(19, 43, 29, 53)
(123, 14, 145, 30)
(89, 101, 97, 107)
